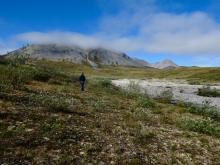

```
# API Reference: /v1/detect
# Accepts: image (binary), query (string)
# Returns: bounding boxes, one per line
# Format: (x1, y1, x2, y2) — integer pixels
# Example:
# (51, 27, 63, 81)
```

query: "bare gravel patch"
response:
(112, 79, 220, 108)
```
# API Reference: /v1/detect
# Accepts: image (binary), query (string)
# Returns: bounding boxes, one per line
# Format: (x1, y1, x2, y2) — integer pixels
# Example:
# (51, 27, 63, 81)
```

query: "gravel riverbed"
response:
(112, 79, 220, 108)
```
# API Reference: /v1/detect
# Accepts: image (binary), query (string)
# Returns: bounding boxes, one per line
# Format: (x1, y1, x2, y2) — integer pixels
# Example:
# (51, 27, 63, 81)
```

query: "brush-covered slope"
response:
(0, 60, 220, 164)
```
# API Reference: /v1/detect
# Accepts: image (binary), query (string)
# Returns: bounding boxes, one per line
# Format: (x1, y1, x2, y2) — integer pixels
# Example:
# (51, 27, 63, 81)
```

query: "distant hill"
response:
(151, 59, 178, 69)
(5, 44, 151, 68)
(4, 44, 178, 69)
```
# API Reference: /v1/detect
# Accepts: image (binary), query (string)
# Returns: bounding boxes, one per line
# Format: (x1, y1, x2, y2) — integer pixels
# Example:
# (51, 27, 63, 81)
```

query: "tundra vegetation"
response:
(198, 86, 220, 97)
(0, 57, 220, 164)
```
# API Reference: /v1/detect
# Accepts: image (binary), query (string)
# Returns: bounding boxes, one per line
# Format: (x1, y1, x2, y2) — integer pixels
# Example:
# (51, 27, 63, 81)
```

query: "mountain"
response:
(4, 44, 178, 69)
(87, 48, 151, 67)
(151, 59, 178, 69)
(5, 44, 150, 68)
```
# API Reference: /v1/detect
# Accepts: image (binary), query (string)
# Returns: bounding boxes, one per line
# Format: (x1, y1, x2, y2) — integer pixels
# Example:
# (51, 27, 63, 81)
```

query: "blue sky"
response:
(0, 0, 220, 66)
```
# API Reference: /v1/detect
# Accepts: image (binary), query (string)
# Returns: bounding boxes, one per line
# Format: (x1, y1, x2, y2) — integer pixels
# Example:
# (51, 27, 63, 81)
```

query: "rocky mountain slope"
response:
(5, 44, 178, 69)
(151, 59, 178, 69)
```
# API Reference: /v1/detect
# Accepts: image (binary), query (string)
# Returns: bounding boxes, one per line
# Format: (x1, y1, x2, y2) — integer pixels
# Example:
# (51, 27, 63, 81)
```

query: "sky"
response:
(0, 0, 220, 66)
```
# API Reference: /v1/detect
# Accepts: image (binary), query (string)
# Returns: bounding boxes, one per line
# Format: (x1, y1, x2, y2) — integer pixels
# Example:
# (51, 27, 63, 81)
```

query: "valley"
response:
(1, 0, 220, 164)
(0, 59, 220, 164)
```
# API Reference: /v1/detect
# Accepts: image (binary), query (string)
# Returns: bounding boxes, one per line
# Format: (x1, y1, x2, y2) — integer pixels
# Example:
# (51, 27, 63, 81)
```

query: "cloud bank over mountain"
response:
(1, 0, 220, 66)
(12, 11, 220, 56)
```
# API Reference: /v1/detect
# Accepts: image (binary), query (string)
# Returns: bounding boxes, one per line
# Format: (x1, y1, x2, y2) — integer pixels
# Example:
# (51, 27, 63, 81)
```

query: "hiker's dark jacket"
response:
(79, 75, 86, 82)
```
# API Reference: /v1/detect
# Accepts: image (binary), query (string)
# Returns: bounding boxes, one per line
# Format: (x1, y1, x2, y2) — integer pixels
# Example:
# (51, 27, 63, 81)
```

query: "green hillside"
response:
(1, 59, 220, 164)
(33, 60, 220, 83)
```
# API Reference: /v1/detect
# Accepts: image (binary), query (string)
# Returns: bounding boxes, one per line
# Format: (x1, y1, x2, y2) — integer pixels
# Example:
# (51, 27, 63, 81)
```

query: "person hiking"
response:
(79, 72, 86, 91)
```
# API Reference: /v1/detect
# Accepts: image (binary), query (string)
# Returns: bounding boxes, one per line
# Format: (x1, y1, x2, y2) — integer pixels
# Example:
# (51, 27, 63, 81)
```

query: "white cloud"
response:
(98, 10, 220, 56)
(16, 32, 102, 48)
(1, 0, 220, 67)
(12, 10, 220, 57)
(15, 31, 140, 52)
(139, 12, 220, 55)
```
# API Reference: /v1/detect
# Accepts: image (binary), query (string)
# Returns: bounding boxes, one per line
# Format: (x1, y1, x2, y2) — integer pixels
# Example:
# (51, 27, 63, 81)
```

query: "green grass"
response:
(45, 97, 70, 113)
(1, 59, 220, 164)
(0, 62, 74, 92)
(185, 104, 220, 121)
(32, 60, 220, 83)
(98, 79, 112, 88)
(198, 86, 220, 97)
(136, 97, 157, 109)
(0, 65, 33, 91)
(177, 117, 220, 138)
(134, 126, 157, 145)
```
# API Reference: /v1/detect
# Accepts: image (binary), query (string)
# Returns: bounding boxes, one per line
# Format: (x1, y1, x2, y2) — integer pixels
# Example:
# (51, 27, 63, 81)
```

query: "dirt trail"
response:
(112, 79, 220, 108)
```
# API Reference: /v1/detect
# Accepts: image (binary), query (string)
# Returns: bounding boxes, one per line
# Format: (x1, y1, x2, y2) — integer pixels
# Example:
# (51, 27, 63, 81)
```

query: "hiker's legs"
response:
(81, 83, 84, 91)
(80, 82, 85, 91)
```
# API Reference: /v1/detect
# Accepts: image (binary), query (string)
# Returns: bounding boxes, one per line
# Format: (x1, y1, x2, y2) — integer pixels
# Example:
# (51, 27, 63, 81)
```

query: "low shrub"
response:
(0, 66, 32, 91)
(177, 117, 220, 138)
(0, 64, 63, 92)
(137, 97, 157, 109)
(1, 65, 67, 90)
(42, 118, 63, 133)
(188, 79, 201, 85)
(71, 75, 80, 82)
(48, 78, 62, 85)
(158, 89, 173, 103)
(123, 81, 147, 98)
(0, 57, 9, 65)
(31, 67, 72, 83)
(51, 71, 72, 83)
(127, 81, 142, 94)
(134, 126, 157, 145)
(45, 97, 70, 113)
(198, 86, 220, 97)
(91, 79, 119, 94)
(21, 93, 71, 113)
(99, 79, 112, 88)
(185, 104, 220, 121)
(93, 100, 106, 112)
(6, 53, 29, 66)
(32, 69, 51, 82)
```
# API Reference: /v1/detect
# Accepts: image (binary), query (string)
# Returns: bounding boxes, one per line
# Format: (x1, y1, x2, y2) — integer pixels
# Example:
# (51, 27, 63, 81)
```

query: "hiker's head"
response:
(81, 72, 84, 75)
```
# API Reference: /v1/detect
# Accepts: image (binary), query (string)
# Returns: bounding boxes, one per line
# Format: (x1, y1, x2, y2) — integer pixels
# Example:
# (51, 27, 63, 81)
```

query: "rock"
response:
(43, 137, 50, 141)
(79, 152, 85, 155)
(7, 125, 16, 131)
(171, 99, 177, 104)
(25, 128, 34, 132)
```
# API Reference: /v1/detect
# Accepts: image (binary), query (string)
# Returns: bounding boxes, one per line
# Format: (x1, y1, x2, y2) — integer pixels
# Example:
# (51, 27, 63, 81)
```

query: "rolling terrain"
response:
(0, 58, 220, 164)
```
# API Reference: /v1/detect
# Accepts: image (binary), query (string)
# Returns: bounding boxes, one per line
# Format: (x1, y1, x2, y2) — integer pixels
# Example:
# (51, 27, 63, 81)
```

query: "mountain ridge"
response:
(4, 44, 178, 69)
